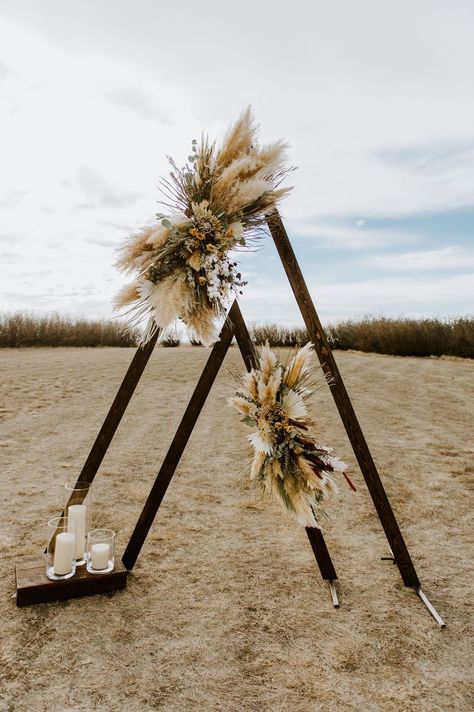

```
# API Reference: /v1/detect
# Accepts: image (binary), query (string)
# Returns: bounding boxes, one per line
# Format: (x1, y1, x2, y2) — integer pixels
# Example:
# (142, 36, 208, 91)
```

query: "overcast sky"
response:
(1, 0, 473, 326)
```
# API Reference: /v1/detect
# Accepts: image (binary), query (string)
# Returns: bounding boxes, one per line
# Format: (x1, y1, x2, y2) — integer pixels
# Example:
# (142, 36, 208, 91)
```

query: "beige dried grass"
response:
(1, 347, 472, 710)
(115, 107, 293, 345)
(232, 343, 347, 527)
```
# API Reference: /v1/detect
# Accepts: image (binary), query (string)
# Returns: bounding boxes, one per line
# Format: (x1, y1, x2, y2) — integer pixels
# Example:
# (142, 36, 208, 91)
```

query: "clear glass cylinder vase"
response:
(46, 516, 76, 580)
(86, 529, 115, 574)
(64, 481, 93, 566)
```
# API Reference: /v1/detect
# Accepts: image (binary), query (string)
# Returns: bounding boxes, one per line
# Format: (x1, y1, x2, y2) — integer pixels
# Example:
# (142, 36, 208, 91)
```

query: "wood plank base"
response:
(15, 556, 128, 607)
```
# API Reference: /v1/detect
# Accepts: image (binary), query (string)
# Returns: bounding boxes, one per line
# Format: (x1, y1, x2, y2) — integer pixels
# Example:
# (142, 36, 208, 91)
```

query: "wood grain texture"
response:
(230, 301, 338, 582)
(266, 210, 420, 588)
(122, 305, 237, 570)
(305, 527, 338, 581)
(230, 303, 258, 372)
(45, 333, 160, 550)
(79, 332, 159, 484)
(15, 556, 127, 607)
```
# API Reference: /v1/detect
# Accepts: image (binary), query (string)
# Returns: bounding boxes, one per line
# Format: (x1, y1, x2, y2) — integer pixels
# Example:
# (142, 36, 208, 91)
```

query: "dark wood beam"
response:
(229, 300, 338, 582)
(266, 210, 420, 588)
(79, 332, 159, 484)
(122, 306, 236, 570)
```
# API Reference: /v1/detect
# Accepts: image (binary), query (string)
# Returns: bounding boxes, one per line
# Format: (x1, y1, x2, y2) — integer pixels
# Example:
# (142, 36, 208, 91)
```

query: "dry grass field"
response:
(0, 346, 473, 711)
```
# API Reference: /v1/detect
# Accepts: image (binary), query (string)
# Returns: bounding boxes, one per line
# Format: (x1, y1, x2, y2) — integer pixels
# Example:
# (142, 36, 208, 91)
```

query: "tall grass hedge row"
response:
(250, 317, 473, 358)
(327, 317, 474, 358)
(0, 313, 139, 347)
(249, 324, 310, 347)
(1, 313, 472, 357)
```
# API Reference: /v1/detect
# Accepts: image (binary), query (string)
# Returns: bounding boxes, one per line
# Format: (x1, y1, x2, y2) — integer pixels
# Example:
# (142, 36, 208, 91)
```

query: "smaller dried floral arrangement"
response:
(230, 343, 356, 528)
(115, 108, 292, 345)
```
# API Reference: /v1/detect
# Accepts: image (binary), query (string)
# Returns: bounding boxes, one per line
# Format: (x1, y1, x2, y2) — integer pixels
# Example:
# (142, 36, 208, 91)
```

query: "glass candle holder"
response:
(64, 481, 93, 566)
(86, 529, 115, 574)
(46, 516, 77, 580)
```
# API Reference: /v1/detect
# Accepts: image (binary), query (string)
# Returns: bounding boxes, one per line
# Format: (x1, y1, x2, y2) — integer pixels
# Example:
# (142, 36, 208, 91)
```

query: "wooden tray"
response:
(15, 556, 128, 607)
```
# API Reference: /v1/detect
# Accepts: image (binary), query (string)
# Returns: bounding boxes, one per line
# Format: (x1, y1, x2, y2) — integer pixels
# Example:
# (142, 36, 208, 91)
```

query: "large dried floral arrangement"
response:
(115, 108, 292, 344)
(231, 343, 355, 528)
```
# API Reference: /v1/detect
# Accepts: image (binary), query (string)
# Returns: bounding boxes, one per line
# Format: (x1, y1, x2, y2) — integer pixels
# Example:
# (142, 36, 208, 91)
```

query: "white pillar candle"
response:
(53, 532, 75, 575)
(68, 504, 86, 559)
(91, 543, 109, 570)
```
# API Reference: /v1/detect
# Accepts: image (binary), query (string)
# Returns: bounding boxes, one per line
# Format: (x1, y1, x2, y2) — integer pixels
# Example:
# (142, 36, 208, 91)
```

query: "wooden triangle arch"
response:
(60, 211, 445, 625)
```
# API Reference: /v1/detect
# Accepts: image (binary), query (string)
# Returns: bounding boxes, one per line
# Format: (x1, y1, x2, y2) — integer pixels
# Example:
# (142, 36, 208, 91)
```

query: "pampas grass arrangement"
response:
(231, 343, 355, 528)
(115, 108, 292, 345)
(160, 327, 181, 347)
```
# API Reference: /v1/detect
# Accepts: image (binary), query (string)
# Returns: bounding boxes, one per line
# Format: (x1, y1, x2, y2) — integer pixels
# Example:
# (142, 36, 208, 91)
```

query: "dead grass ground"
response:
(0, 346, 473, 711)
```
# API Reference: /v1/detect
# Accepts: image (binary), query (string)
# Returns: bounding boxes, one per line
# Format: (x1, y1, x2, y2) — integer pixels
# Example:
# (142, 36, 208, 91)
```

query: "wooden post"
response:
(47, 332, 160, 549)
(305, 527, 337, 581)
(266, 210, 420, 588)
(229, 300, 338, 582)
(79, 332, 159, 484)
(122, 306, 236, 570)
(229, 301, 257, 371)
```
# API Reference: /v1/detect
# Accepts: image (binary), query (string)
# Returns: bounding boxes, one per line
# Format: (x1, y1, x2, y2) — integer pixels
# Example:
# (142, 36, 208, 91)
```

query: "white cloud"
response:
(315, 273, 474, 321)
(288, 218, 421, 250)
(2, 1, 474, 218)
(68, 167, 140, 210)
(1, 1, 473, 322)
(367, 247, 474, 272)
(241, 272, 474, 325)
